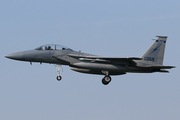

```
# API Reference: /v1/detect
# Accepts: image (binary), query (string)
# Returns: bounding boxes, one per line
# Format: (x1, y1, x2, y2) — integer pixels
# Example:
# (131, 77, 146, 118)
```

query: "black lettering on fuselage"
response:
(144, 57, 155, 62)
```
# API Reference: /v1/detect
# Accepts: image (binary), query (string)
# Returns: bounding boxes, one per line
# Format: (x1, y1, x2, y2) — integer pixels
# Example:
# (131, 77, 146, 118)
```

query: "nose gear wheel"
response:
(56, 76, 62, 81)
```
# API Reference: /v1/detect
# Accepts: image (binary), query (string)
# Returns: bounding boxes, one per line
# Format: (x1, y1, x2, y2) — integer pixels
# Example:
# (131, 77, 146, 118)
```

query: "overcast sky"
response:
(1, 0, 179, 120)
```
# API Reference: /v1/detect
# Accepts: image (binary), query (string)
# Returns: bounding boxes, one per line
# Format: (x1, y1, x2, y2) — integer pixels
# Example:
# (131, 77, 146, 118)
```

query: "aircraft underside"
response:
(71, 66, 160, 75)
(69, 66, 162, 85)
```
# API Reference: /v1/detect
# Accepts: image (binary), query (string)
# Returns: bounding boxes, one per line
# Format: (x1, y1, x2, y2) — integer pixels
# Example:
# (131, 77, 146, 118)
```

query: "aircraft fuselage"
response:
(5, 36, 175, 85)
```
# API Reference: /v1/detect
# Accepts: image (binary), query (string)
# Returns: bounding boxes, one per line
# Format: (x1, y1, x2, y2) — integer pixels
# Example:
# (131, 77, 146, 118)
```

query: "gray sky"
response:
(1, 0, 179, 120)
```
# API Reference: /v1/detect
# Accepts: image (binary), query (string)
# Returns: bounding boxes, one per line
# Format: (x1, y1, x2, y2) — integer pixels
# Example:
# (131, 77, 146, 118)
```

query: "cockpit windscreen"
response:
(35, 44, 71, 51)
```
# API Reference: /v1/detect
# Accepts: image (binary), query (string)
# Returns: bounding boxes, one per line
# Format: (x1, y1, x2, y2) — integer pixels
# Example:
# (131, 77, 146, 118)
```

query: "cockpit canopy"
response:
(35, 44, 72, 51)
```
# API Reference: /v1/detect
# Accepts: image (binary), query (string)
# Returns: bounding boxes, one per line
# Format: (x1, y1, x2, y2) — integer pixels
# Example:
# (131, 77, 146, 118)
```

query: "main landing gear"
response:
(102, 75, 111, 85)
(55, 64, 63, 81)
(101, 70, 111, 85)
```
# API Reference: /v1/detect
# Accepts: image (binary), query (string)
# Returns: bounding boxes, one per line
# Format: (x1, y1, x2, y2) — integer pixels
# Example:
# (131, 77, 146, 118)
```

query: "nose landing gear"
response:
(55, 64, 63, 81)
(56, 75, 62, 81)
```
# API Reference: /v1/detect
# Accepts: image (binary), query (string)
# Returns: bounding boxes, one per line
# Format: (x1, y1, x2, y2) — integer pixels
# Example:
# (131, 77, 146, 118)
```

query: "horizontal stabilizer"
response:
(146, 65, 175, 69)
(158, 70, 169, 73)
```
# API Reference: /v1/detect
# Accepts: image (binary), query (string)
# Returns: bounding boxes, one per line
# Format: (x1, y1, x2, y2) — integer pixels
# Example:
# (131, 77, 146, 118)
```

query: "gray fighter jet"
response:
(5, 36, 175, 85)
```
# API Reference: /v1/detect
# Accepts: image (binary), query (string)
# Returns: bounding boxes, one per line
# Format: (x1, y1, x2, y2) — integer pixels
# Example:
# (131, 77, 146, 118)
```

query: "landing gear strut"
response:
(102, 75, 111, 85)
(55, 64, 63, 81)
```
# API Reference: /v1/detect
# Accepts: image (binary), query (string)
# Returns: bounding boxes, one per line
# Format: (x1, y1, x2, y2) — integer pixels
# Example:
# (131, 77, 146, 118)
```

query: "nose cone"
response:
(5, 52, 24, 61)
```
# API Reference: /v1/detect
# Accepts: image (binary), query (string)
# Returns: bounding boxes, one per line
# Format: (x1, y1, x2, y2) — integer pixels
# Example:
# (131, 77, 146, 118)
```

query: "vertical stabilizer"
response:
(141, 36, 167, 65)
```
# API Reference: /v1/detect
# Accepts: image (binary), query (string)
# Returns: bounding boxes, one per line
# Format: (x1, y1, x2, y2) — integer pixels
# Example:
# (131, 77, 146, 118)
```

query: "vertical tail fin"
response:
(141, 36, 167, 65)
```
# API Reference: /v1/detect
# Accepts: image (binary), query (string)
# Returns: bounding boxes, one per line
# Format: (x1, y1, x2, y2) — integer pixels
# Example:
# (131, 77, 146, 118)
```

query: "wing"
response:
(67, 54, 142, 66)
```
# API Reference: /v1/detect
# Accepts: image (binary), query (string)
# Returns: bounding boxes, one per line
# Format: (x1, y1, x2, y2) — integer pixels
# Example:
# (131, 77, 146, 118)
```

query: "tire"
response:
(56, 76, 62, 81)
(102, 75, 111, 85)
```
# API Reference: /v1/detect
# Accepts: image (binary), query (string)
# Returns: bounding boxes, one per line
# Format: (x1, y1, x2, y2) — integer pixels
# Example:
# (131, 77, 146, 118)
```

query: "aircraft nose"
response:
(5, 52, 24, 60)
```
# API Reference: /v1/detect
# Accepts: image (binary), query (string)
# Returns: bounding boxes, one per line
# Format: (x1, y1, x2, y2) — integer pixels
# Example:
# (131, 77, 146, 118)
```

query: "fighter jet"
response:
(5, 36, 175, 85)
